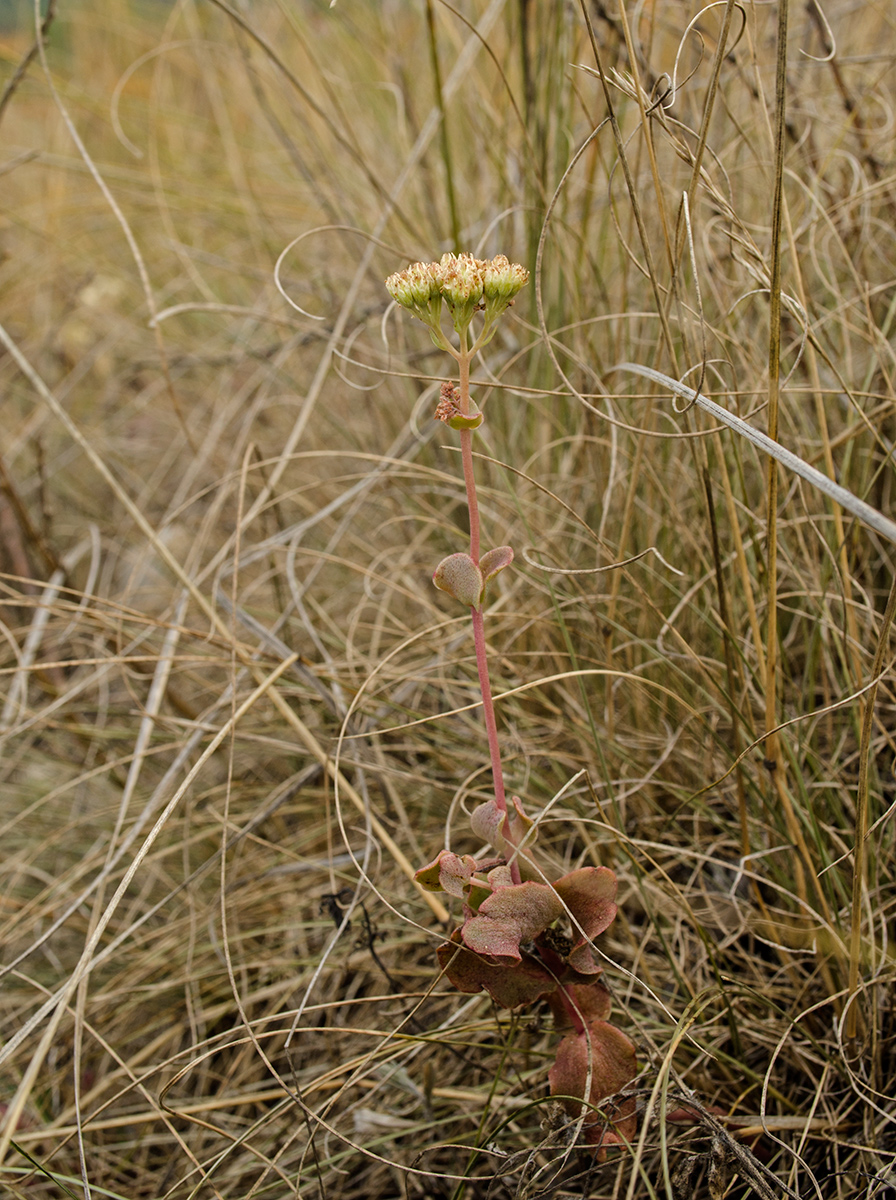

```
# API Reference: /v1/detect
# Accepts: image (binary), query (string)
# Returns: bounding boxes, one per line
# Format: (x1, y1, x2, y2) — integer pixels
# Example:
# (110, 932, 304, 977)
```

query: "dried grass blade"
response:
(613, 363, 896, 547)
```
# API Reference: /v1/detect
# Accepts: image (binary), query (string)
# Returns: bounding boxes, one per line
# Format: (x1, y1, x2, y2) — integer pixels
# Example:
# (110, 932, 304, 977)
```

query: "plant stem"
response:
(471, 606, 509, 805)
(456, 349, 518, 881)
(457, 352, 481, 563)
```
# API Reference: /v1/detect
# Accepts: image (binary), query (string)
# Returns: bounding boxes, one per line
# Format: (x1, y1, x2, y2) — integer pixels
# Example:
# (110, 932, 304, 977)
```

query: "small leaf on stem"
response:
(414, 850, 478, 899)
(432, 553, 483, 608)
(480, 545, 514, 586)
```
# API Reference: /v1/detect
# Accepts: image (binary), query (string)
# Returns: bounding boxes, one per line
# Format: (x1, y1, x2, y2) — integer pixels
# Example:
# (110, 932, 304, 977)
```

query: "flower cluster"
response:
(385, 252, 528, 344)
(416, 796, 638, 1152)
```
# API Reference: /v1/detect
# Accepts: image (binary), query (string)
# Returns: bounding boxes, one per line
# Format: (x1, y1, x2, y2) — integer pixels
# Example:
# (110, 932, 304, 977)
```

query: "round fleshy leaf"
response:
(470, 796, 536, 859)
(546, 979, 611, 1032)
(432, 553, 483, 608)
(479, 545, 514, 586)
(485, 864, 515, 890)
(447, 409, 484, 431)
(469, 798, 503, 849)
(554, 867, 618, 945)
(548, 1021, 638, 1157)
(414, 850, 477, 899)
(461, 881, 564, 960)
(564, 941, 602, 975)
(437, 930, 556, 1008)
(415, 855, 446, 892)
(548, 1020, 638, 1149)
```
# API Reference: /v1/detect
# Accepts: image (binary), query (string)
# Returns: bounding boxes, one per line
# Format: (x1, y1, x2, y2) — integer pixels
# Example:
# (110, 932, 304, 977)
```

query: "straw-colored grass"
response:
(1, 0, 895, 1196)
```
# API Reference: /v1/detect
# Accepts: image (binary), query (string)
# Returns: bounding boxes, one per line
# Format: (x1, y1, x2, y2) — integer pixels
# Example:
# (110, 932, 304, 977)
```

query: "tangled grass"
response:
(1, 0, 895, 1196)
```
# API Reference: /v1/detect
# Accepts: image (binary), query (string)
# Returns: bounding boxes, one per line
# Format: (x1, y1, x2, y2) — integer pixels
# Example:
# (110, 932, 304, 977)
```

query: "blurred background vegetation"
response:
(0, 1, 894, 1197)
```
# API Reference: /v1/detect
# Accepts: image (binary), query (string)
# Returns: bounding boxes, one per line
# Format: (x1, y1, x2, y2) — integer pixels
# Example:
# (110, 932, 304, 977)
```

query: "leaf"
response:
(470, 795, 535, 859)
(546, 979, 612, 1031)
(414, 850, 478, 899)
(479, 544, 514, 586)
(549, 1020, 638, 1154)
(437, 929, 557, 1008)
(432, 553, 483, 607)
(446, 405, 484, 431)
(554, 866, 618, 945)
(484, 863, 515, 890)
(461, 880, 564, 960)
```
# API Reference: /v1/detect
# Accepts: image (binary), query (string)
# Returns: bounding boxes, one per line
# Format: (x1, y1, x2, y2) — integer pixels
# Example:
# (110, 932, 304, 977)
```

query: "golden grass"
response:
(1, 0, 895, 1196)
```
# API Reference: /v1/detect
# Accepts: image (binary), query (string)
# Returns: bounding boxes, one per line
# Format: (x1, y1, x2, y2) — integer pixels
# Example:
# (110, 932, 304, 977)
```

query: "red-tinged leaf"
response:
(485, 863, 515, 890)
(433, 553, 483, 607)
(461, 881, 564, 960)
(469, 797, 505, 849)
(470, 795, 535, 861)
(480, 545, 514, 585)
(437, 930, 557, 1008)
(553, 867, 618, 945)
(546, 979, 612, 1032)
(414, 850, 478, 899)
(546, 1022, 638, 1123)
(563, 942, 602, 975)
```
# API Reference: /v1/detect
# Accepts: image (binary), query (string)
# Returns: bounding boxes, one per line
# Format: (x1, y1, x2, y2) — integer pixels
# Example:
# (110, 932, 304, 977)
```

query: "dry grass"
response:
(1, 0, 895, 1196)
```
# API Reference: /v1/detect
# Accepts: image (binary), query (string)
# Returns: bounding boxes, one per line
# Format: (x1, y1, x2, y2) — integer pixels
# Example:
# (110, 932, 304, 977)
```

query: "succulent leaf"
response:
(461, 881, 564, 961)
(470, 795, 535, 858)
(446, 408, 484, 431)
(479, 544, 514, 587)
(432, 553, 483, 608)
(548, 1021, 638, 1155)
(437, 929, 556, 1008)
(554, 867, 619, 944)
(414, 850, 478, 899)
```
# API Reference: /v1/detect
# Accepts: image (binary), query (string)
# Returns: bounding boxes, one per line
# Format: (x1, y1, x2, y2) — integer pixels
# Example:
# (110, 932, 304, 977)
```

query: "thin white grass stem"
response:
(0, 566, 62, 731)
(614, 363, 896, 547)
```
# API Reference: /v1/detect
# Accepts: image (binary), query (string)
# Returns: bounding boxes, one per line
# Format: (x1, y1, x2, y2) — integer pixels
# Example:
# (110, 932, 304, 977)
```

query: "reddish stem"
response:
(457, 354, 480, 564)
(470, 609, 504, 805)
(471, 604, 520, 881)
(457, 350, 518, 883)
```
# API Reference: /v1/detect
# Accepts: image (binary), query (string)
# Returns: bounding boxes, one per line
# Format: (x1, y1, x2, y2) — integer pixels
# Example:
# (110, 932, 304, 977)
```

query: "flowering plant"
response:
(386, 253, 637, 1151)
